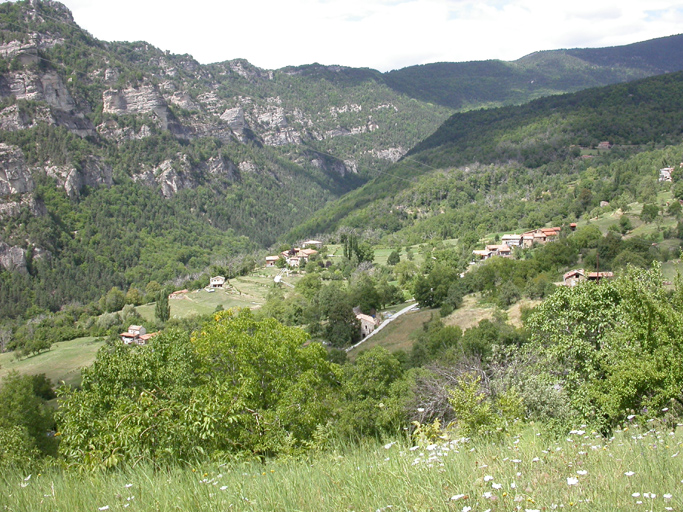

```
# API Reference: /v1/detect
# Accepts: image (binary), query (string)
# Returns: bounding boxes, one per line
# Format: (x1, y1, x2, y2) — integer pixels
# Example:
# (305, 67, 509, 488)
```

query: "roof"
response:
(129, 325, 143, 331)
(356, 313, 376, 324)
(265, 256, 280, 261)
(120, 332, 136, 338)
(472, 250, 491, 256)
(138, 332, 158, 341)
(303, 240, 322, 245)
(299, 248, 318, 256)
(564, 269, 585, 280)
(588, 272, 614, 279)
(502, 234, 521, 240)
(211, 276, 225, 281)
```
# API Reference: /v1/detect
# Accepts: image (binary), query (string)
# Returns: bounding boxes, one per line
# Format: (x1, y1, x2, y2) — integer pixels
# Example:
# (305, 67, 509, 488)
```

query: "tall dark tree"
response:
(155, 290, 170, 323)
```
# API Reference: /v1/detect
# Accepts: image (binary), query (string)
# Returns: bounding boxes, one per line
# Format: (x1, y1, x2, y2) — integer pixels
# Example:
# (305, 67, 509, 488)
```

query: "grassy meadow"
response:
(0, 336, 103, 388)
(3, 424, 682, 511)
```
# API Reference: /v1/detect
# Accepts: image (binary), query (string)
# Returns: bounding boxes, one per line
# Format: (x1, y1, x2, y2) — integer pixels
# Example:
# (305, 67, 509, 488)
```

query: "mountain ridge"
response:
(2, 0, 683, 319)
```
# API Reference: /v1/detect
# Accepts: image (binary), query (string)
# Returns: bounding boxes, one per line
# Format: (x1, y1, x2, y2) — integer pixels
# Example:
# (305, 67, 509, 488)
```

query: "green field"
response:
(0, 336, 104, 388)
(350, 306, 435, 359)
(137, 268, 304, 322)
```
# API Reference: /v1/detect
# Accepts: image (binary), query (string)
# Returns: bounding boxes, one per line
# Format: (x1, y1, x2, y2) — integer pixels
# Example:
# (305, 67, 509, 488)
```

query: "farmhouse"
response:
(563, 269, 585, 286)
(472, 249, 493, 260)
(501, 234, 522, 247)
(265, 256, 280, 267)
(210, 276, 226, 288)
(485, 244, 512, 257)
(280, 247, 319, 267)
(120, 325, 157, 345)
(356, 313, 379, 338)
(301, 240, 323, 249)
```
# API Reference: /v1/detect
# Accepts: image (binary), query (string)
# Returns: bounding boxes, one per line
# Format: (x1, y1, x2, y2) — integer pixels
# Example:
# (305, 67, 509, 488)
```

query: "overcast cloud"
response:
(11, 0, 683, 71)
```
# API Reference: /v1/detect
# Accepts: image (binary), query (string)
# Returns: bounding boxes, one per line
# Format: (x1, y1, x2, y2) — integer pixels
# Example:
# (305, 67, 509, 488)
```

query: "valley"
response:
(2, 2, 683, 508)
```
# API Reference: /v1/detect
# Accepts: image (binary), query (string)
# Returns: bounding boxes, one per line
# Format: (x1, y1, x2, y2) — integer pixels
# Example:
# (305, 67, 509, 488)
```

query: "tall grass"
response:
(2, 423, 682, 511)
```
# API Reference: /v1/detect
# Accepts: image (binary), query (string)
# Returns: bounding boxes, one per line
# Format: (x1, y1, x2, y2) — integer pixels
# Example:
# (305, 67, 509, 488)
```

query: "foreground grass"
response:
(4, 424, 682, 511)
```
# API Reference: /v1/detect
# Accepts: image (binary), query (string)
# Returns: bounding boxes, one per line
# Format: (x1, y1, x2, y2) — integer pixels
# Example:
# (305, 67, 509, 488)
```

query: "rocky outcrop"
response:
(103, 85, 166, 115)
(97, 119, 153, 141)
(103, 85, 187, 137)
(133, 154, 238, 197)
(0, 103, 50, 131)
(0, 69, 95, 136)
(0, 196, 46, 219)
(45, 157, 113, 198)
(221, 107, 247, 131)
(0, 144, 34, 196)
(310, 153, 357, 177)
(201, 155, 238, 179)
(169, 91, 199, 111)
(372, 147, 406, 163)
(6, 70, 74, 110)
(0, 241, 27, 273)
(263, 128, 302, 146)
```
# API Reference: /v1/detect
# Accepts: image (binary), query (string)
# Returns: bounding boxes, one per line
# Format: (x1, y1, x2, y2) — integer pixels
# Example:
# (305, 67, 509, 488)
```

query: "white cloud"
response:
(4, 0, 682, 71)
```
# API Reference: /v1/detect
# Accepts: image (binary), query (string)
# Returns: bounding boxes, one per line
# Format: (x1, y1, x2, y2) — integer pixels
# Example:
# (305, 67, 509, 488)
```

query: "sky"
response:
(19, 0, 683, 72)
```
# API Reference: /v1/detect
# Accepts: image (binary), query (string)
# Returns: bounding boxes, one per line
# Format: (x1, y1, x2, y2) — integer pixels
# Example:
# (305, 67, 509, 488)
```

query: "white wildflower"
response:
(566, 477, 579, 486)
(450, 494, 466, 501)
(484, 475, 494, 482)
(576, 470, 588, 475)
(492, 483, 502, 489)
(624, 471, 635, 476)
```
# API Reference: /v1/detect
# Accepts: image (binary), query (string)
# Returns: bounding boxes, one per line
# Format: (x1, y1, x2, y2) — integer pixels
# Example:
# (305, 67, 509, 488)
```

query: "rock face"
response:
(97, 119, 153, 141)
(0, 241, 27, 273)
(310, 153, 357, 177)
(45, 157, 113, 199)
(133, 155, 238, 198)
(0, 196, 46, 219)
(0, 144, 34, 196)
(103, 85, 187, 136)
(0, 66, 95, 136)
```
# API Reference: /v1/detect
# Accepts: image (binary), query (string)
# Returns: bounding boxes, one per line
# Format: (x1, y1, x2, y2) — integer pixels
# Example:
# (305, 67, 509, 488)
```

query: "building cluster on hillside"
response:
(472, 224, 577, 261)
(120, 325, 158, 345)
(265, 240, 323, 267)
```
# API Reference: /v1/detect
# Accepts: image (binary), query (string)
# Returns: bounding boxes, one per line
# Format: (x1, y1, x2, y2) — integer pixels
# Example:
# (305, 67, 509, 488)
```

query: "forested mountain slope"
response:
(288, 71, 683, 243)
(0, 0, 451, 318)
(1, 0, 683, 320)
(383, 33, 683, 110)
